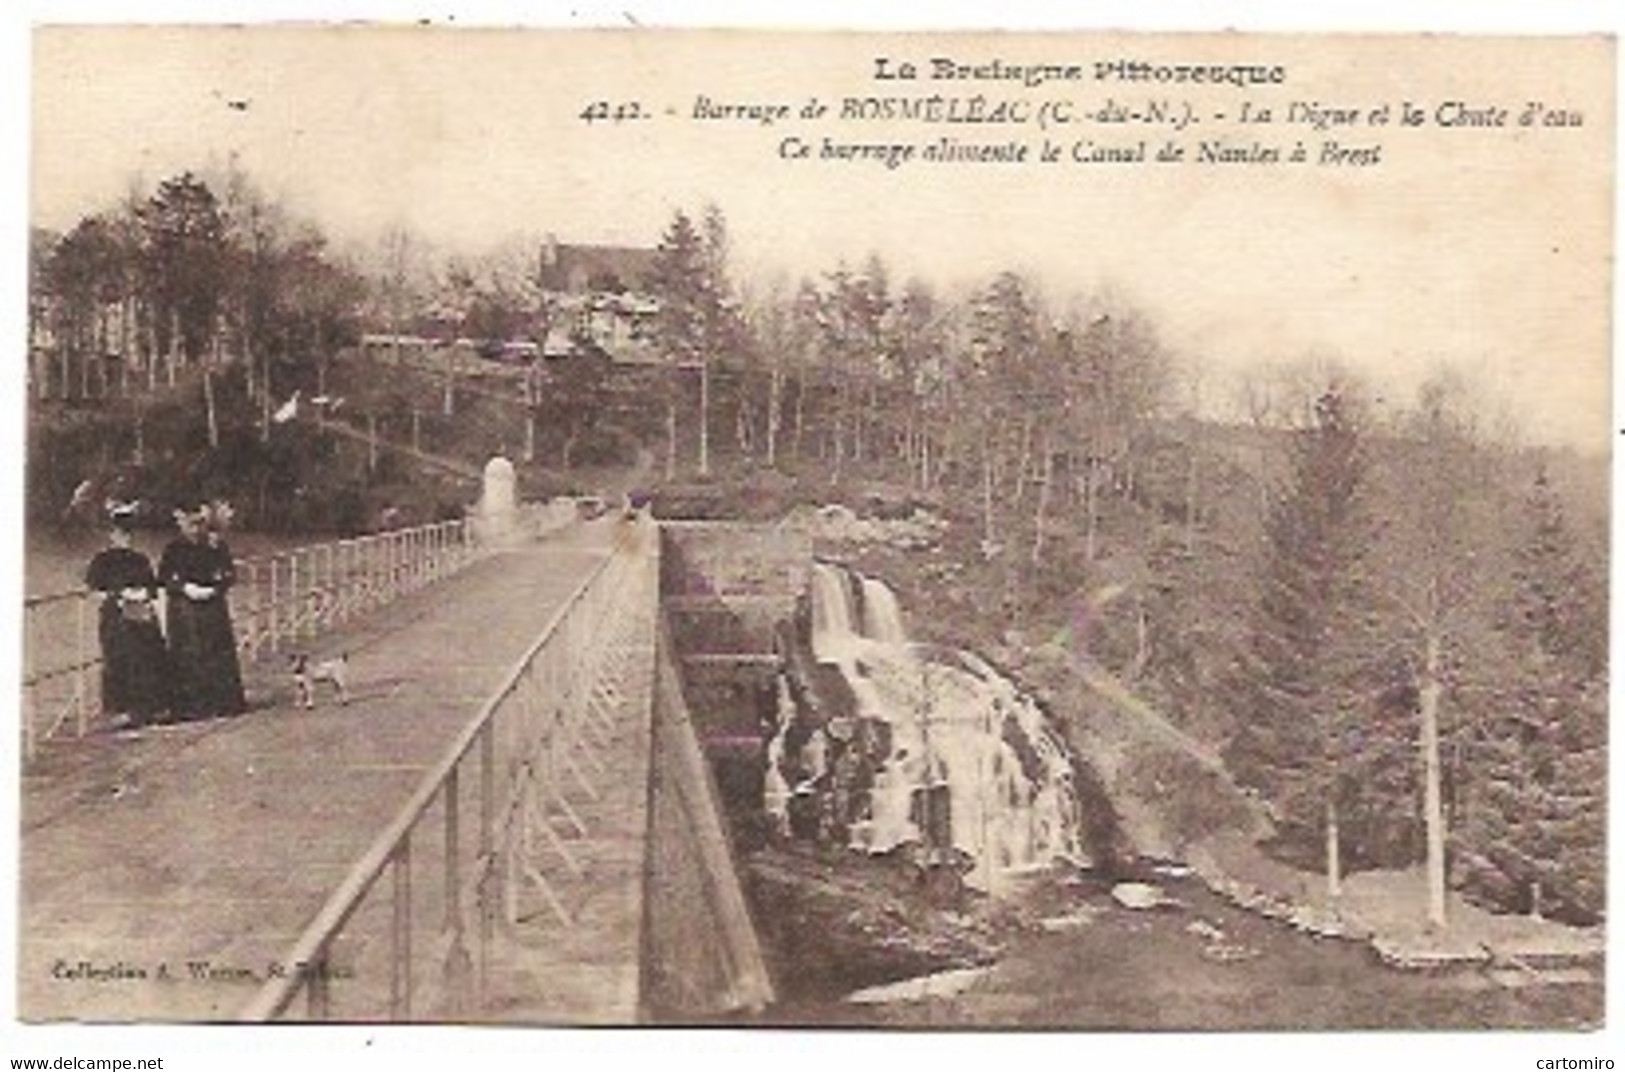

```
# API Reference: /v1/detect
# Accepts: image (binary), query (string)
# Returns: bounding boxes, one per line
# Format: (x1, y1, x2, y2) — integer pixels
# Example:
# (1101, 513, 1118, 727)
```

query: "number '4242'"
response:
(580, 100, 646, 123)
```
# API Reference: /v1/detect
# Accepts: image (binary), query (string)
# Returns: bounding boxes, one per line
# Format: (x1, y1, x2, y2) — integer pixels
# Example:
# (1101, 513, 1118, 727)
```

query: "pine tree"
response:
(139, 172, 227, 368)
(648, 210, 706, 480)
(1458, 466, 1606, 921)
(1228, 386, 1387, 897)
(647, 205, 740, 479)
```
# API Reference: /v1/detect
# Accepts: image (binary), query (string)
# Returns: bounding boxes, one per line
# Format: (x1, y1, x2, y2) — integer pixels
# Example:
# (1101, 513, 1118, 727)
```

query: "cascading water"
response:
(771, 561, 1085, 894)
(859, 576, 908, 647)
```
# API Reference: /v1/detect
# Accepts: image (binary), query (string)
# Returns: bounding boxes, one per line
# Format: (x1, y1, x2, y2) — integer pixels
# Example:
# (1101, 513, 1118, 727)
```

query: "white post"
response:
(302, 551, 316, 640)
(338, 541, 352, 623)
(245, 561, 261, 661)
(290, 553, 302, 643)
(325, 543, 335, 629)
(339, 540, 351, 621)
(269, 558, 281, 654)
(75, 594, 90, 736)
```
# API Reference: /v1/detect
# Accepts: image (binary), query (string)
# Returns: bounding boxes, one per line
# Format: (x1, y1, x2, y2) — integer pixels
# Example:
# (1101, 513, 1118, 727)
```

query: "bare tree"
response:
(1372, 369, 1516, 929)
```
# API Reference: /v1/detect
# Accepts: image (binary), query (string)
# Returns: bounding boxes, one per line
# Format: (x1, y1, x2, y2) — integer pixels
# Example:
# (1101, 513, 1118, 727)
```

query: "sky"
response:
(25, 23, 1616, 450)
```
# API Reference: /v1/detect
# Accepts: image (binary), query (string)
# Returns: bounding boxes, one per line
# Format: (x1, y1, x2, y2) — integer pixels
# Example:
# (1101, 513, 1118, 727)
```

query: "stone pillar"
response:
(475, 455, 521, 548)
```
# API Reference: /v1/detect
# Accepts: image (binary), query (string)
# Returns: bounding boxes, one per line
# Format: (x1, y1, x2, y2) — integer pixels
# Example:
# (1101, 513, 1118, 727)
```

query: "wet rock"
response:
(1372, 937, 1492, 971)
(845, 966, 993, 1005)
(1111, 881, 1174, 910)
(1201, 941, 1262, 964)
(1186, 918, 1225, 942)
(745, 848, 1003, 1002)
(1037, 907, 1104, 933)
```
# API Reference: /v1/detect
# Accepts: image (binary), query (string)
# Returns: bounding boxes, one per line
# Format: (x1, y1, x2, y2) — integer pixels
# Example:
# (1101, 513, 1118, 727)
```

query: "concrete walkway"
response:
(18, 525, 645, 1023)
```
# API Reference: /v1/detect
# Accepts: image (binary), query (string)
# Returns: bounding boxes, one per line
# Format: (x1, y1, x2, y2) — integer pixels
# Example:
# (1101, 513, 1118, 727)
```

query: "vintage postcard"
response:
(14, 16, 1615, 1060)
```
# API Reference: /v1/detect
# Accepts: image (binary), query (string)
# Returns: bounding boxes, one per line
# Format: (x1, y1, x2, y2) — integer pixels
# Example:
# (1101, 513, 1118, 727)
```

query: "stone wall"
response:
(659, 521, 810, 635)
(658, 522, 812, 831)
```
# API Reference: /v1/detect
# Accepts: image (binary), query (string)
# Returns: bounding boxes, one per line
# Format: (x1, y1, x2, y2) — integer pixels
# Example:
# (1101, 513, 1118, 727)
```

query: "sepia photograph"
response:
(12, 12, 1615, 1051)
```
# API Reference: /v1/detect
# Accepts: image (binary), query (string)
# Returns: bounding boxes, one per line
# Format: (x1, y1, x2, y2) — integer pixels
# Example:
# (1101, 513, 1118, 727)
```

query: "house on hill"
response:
(538, 235, 657, 295)
(538, 235, 662, 365)
(359, 236, 665, 369)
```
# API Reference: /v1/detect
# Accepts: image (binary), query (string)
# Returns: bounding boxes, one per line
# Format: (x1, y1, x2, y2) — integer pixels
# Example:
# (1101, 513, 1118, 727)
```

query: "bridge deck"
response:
(19, 525, 652, 1023)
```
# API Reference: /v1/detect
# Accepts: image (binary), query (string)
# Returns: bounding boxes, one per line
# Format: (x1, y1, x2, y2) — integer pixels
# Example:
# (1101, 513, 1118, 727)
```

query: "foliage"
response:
(1453, 467, 1607, 923)
(140, 172, 228, 361)
(1225, 387, 1396, 868)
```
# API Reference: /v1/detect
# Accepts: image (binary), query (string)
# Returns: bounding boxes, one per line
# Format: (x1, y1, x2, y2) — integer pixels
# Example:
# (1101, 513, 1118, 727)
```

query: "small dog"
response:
(290, 653, 350, 708)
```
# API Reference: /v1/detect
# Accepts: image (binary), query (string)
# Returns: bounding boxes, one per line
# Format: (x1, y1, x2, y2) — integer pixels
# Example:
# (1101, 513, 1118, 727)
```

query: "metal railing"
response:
(21, 518, 478, 760)
(642, 617, 774, 1017)
(239, 515, 658, 1022)
(235, 520, 478, 664)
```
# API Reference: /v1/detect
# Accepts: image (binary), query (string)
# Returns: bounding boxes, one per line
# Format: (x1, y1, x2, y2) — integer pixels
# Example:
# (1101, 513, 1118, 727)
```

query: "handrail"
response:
(21, 517, 480, 759)
(643, 616, 774, 1016)
(25, 520, 469, 608)
(240, 514, 657, 1022)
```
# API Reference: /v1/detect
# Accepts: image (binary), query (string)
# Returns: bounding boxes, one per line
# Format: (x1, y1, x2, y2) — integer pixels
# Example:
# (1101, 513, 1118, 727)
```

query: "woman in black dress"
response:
(84, 505, 170, 727)
(158, 502, 247, 720)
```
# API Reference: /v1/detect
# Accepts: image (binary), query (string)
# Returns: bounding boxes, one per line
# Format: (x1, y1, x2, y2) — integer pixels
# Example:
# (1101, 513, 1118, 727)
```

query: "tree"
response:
(1456, 464, 1606, 922)
(43, 215, 124, 399)
(139, 172, 227, 377)
(647, 204, 742, 479)
(786, 278, 825, 464)
(1228, 385, 1385, 898)
(1369, 372, 1508, 928)
(697, 205, 746, 476)
(375, 224, 429, 363)
(648, 209, 706, 480)
(28, 226, 58, 397)
(220, 170, 363, 443)
(966, 271, 1042, 549)
(739, 274, 801, 469)
(850, 253, 894, 469)
(888, 278, 947, 490)
(811, 264, 858, 483)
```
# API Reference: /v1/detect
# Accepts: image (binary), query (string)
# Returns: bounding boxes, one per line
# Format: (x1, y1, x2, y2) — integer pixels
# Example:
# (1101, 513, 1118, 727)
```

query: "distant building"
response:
(538, 236, 662, 365)
(538, 235, 657, 295)
(359, 236, 666, 370)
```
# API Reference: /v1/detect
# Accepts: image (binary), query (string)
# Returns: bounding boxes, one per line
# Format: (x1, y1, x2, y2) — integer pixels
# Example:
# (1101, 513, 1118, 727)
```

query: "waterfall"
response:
(809, 564, 860, 663)
(795, 562, 1084, 894)
(859, 575, 908, 646)
(764, 677, 795, 839)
